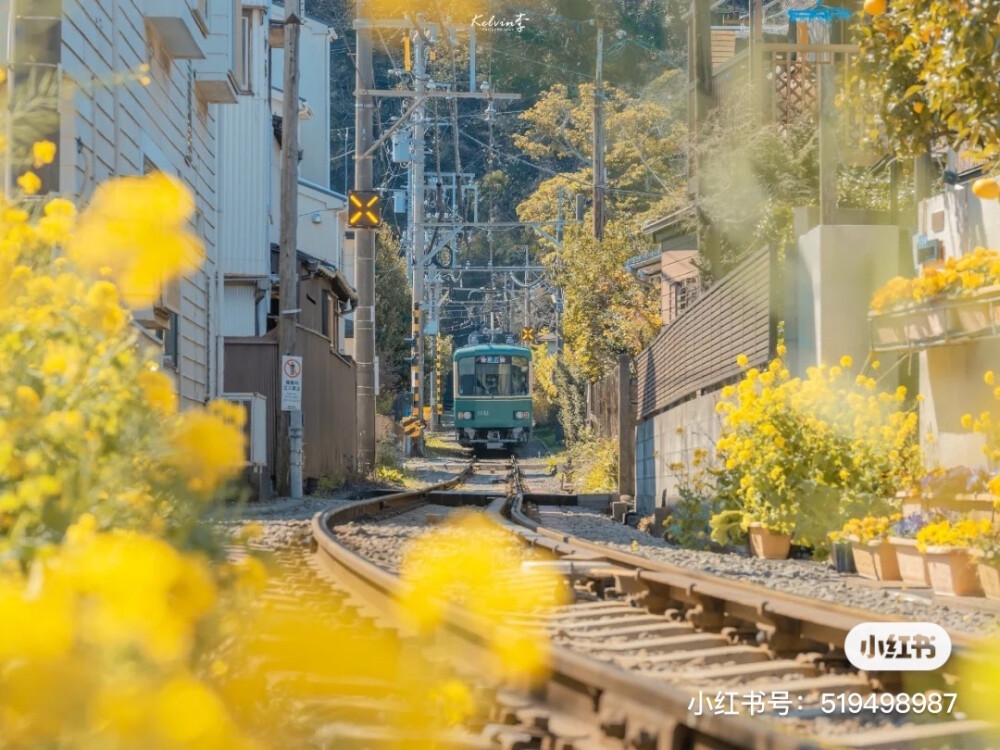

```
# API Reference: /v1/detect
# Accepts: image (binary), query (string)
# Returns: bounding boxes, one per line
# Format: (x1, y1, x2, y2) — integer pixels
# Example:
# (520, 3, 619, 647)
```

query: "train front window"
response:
(457, 355, 530, 396)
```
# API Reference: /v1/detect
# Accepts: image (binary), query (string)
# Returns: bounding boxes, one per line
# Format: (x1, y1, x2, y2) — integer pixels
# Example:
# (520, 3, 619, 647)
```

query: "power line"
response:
(458, 129, 675, 199)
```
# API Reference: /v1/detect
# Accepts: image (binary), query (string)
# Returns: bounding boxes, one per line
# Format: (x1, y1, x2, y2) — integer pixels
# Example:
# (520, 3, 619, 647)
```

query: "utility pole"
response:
(354, 0, 376, 473)
(592, 21, 605, 241)
(428, 281, 438, 431)
(523, 246, 530, 329)
(411, 18, 428, 435)
(277, 0, 303, 499)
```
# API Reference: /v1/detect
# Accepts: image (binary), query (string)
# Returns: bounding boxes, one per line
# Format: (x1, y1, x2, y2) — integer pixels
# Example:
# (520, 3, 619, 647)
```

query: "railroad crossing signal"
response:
(521, 327, 535, 343)
(401, 415, 422, 438)
(347, 191, 381, 228)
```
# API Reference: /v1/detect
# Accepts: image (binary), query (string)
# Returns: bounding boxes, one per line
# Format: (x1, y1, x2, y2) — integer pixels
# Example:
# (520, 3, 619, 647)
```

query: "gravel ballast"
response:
(537, 507, 1000, 637)
(333, 503, 468, 573)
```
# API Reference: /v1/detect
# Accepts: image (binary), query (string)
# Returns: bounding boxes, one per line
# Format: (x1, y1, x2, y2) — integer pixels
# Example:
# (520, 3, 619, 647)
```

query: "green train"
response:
(453, 343, 532, 454)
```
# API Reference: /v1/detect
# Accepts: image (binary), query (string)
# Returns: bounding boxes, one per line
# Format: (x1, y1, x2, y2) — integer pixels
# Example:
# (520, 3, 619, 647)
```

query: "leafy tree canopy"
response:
(374, 229, 412, 413)
(847, 0, 1000, 169)
(553, 221, 661, 381)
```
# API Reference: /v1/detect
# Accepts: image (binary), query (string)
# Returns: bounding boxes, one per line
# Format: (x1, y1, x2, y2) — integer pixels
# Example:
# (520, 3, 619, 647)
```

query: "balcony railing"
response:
(870, 287, 1000, 352)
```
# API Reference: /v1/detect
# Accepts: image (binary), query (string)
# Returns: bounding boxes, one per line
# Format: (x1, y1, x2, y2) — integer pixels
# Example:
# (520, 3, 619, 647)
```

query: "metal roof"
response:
(453, 343, 533, 360)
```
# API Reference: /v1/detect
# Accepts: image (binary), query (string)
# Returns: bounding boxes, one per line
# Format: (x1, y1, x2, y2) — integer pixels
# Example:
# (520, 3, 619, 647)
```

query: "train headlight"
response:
(515, 410, 528, 419)
(460, 411, 473, 420)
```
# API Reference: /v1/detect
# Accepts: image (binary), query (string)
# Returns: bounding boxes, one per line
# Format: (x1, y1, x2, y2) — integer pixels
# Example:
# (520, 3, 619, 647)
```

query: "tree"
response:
(694, 113, 820, 276)
(846, 1, 1000, 170)
(374, 229, 412, 413)
(554, 221, 661, 381)
(514, 78, 688, 228)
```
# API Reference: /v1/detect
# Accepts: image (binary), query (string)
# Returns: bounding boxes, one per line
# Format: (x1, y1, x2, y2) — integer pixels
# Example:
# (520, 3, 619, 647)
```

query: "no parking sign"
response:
(281, 356, 303, 411)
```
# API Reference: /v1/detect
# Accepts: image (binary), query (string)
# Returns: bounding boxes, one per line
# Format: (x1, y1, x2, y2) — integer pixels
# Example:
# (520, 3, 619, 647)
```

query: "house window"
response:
(236, 7, 254, 93)
(675, 277, 699, 316)
(322, 292, 339, 350)
(157, 312, 180, 369)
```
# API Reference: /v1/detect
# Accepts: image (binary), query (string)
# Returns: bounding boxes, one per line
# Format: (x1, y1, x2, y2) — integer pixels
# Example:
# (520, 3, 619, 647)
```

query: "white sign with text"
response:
(281, 356, 303, 412)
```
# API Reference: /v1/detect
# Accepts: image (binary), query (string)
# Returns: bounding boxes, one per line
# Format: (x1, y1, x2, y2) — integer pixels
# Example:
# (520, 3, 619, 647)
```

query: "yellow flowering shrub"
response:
(916, 517, 992, 552)
(870, 247, 1000, 312)
(958, 370, 1000, 498)
(1, 160, 561, 746)
(711, 352, 921, 550)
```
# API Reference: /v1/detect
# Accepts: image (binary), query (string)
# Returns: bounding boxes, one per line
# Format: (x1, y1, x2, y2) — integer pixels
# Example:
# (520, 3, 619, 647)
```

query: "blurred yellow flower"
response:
(840, 355, 853, 368)
(399, 512, 566, 681)
(69, 172, 204, 307)
(167, 410, 245, 495)
(987, 370, 996, 386)
(736, 353, 749, 368)
(17, 171, 41, 195)
(32, 140, 56, 168)
(137, 369, 178, 417)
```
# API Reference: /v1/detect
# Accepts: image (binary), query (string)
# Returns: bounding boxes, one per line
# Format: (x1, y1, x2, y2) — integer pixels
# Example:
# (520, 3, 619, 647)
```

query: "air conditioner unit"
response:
(224, 392, 267, 468)
(913, 233, 943, 268)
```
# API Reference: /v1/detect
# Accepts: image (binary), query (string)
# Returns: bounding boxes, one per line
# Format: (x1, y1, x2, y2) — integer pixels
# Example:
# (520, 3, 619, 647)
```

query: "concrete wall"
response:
(916, 186, 1000, 470)
(796, 223, 902, 369)
(635, 390, 723, 513)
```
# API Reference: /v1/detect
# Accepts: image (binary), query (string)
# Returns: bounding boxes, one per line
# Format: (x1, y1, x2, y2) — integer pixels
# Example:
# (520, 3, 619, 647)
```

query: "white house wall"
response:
(218, 6, 271, 278)
(269, 5, 330, 188)
(33, 0, 232, 409)
(223, 283, 259, 337)
(298, 180, 344, 268)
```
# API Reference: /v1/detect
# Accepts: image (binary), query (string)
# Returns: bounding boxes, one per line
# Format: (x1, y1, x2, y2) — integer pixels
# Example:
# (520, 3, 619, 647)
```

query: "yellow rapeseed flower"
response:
(69, 173, 204, 307)
(137, 369, 178, 417)
(962, 413, 974, 430)
(32, 140, 57, 168)
(736, 353, 749, 368)
(167, 411, 245, 496)
(17, 171, 41, 195)
(840, 355, 853, 368)
(987, 370, 996, 386)
(14, 385, 40, 413)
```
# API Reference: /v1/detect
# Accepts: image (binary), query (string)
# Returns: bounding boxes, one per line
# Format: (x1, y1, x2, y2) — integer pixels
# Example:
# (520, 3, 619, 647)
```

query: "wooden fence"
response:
(224, 326, 357, 490)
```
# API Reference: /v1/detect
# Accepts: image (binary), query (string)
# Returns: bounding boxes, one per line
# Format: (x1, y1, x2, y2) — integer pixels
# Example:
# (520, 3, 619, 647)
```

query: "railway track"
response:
(305, 456, 995, 749)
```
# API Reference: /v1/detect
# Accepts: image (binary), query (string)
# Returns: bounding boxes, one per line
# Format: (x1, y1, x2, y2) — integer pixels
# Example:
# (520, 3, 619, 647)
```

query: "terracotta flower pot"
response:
(972, 551, 1000, 600)
(949, 301, 992, 337)
(850, 537, 901, 581)
(902, 305, 948, 343)
(748, 523, 791, 560)
(924, 547, 981, 597)
(869, 313, 907, 348)
(889, 537, 930, 587)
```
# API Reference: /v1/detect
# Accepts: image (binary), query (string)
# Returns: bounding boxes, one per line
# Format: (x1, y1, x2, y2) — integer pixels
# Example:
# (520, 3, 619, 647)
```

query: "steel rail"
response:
(502, 491, 984, 658)
(311, 461, 838, 750)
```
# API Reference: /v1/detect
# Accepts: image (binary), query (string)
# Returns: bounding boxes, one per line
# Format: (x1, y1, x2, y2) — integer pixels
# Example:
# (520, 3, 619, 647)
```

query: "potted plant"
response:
(828, 530, 857, 574)
(916, 518, 990, 597)
(747, 521, 794, 559)
(972, 528, 1000, 600)
(888, 514, 932, 587)
(710, 507, 794, 560)
(838, 515, 902, 581)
